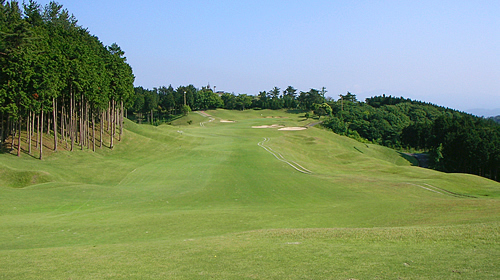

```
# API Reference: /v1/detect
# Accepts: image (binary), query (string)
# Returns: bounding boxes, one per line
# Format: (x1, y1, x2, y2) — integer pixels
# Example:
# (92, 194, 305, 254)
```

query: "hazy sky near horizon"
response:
(35, 0, 499, 114)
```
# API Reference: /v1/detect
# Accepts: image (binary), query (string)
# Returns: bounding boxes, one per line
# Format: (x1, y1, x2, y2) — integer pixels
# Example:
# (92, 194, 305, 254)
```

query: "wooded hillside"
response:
(129, 86, 499, 182)
(0, 0, 134, 158)
(323, 95, 500, 181)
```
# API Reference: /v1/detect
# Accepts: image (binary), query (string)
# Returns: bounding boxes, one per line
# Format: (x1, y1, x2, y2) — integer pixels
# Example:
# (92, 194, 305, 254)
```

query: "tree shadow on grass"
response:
(399, 152, 420, 167)
(286, 109, 307, 114)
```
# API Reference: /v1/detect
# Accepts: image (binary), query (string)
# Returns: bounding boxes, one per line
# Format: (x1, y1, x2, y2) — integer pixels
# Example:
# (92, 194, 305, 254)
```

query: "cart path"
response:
(258, 138, 312, 174)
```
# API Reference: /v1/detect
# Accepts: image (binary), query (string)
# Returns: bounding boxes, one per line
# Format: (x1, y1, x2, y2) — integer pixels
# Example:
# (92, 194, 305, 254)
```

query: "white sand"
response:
(278, 127, 307, 131)
(252, 124, 284, 128)
(220, 120, 236, 123)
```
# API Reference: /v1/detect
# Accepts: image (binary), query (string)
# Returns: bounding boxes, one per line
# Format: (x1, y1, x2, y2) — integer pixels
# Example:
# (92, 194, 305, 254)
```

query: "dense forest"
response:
(323, 94, 499, 181)
(0, 0, 135, 158)
(130, 86, 499, 182)
(131, 85, 326, 123)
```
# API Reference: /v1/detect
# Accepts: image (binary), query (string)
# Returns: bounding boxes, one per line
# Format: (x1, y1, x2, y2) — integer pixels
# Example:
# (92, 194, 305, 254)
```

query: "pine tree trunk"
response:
(53, 97, 57, 151)
(26, 114, 30, 144)
(0, 111, 4, 145)
(36, 113, 39, 148)
(62, 105, 68, 149)
(82, 100, 85, 148)
(92, 108, 95, 152)
(119, 100, 124, 141)
(60, 97, 65, 142)
(61, 105, 65, 143)
(80, 96, 83, 150)
(114, 101, 118, 138)
(28, 111, 32, 155)
(9, 120, 13, 151)
(107, 101, 111, 132)
(114, 101, 118, 139)
(47, 113, 50, 135)
(9, 118, 14, 151)
(39, 108, 43, 160)
(110, 99, 114, 149)
(32, 111, 36, 152)
(86, 102, 90, 149)
(70, 90, 74, 151)
(100, 109, 103, 148)
(32, 111, 35, 143)
(85, 101, 88, 148)
(17, 117, 21, 157)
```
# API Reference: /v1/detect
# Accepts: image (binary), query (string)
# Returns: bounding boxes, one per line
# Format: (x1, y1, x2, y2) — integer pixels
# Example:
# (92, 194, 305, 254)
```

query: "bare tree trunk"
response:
(60, 97, 65, 142)
(62, 105, 68, 149)
(114, 101, 118, 138)
(32, 111, 35, 148)
(17, 117, 21, 157)
(114, 100, 117, 142)
(80, 96, 84, 150)
(70, 90, 74, 151)
(100, 109, 103, 148)
(47, 112, 50, 135)
(61, 105, 65, 144)
(92, 108, 95, 152)
(26, 114, 30, 144)
(9, 119, 13, 151)
(36, 113, 40, 148)
(85, 101, 88, 149)
(107, 101, 111, 132)
(39, 108, 43, 160)
(110, 99, 114, 149)
(86, 101, 90, 149)
(0, 111, 4, 145)
(28, 111, 32, 155)
(9, 118, 14, 151)
(119, 100, 124, 141)
(53, 97, 57, 151)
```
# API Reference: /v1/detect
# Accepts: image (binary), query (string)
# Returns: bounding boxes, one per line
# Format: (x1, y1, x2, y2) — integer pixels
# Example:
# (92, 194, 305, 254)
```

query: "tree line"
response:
(131, 85, 329, 124)
(322, 94, 500, 182)
(0, 0, 135, 158)
(130, 86, 499, 181)
(132, 85, 222, 124)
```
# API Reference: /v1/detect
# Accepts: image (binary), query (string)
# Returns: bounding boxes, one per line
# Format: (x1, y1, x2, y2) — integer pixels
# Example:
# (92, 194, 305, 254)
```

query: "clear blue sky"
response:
(35, 0, 499, 115)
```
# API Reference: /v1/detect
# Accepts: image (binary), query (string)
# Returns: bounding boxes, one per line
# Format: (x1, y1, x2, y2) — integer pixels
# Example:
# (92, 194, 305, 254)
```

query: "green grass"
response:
(1, 109, 499, 279)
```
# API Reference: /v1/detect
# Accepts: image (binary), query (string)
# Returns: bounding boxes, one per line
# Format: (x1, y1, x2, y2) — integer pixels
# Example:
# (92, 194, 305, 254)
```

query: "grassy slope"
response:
(0, 109, 499, 279)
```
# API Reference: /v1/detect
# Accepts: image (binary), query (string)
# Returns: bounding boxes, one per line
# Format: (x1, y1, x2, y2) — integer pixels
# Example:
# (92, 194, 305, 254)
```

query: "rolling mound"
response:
(0, 109, 498, 279)
(0, 165, 52, 188)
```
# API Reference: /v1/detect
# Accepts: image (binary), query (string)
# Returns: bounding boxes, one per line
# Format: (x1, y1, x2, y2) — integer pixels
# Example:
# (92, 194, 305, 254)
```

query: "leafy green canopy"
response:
(323, 95, 500, 182)
(0, 0, 134, 128)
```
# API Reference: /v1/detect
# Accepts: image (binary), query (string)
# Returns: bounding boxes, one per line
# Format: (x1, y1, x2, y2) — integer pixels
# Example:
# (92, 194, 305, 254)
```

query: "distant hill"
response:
(490, 116, 500, 124)
(467, 108, 500, 117)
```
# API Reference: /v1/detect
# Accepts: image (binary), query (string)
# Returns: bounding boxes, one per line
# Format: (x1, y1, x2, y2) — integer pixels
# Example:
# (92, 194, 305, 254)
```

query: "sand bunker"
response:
(220, 120, 235, 123)
(251, 125, 306, 130)
(278, 127, 307, 131)
(252, 124, 284, 129)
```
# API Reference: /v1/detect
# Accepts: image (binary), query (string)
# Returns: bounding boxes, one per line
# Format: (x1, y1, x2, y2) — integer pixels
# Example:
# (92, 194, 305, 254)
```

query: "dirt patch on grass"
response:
(220, 120, 236, 123)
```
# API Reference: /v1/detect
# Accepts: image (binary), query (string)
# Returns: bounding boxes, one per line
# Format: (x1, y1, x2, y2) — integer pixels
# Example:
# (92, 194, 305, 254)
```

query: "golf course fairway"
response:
(1, 109, 499, 279)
